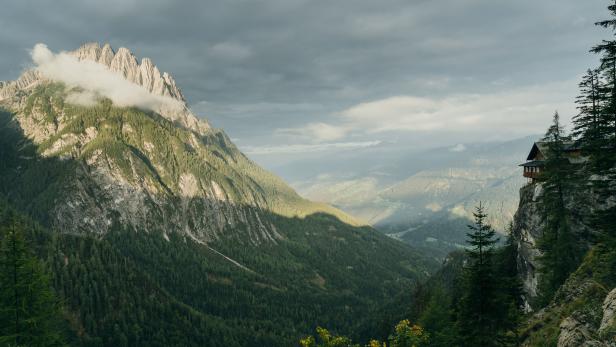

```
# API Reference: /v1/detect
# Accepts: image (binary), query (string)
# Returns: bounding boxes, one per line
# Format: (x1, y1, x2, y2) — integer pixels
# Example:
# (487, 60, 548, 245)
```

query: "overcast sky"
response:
(0, 0, 609, 173)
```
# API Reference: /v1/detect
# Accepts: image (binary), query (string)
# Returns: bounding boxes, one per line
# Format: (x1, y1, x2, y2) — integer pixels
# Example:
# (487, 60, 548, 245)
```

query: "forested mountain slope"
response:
(0, 43, 434, 346)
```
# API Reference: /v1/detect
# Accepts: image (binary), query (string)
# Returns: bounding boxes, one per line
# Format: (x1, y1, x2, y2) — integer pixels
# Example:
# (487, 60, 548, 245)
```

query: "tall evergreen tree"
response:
(573, 69, 604, 155)
(493, 223, 523, 345)
(589, 0, 616, 165)
(418, 284, 457, 346)
(584, 1, 616, 252)
(536, 113, 582, 306)
(0, 214, 65, 347)
(456, 202, 500, 347)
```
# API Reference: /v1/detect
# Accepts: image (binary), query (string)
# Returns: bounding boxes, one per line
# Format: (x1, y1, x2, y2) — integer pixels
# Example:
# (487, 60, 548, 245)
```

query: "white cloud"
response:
(241, 140, 381, 155)
(341, 96, 447, 132)
(449, 144, 466, 152)
(31, 43, 183, 112)
(65, 89, 98, 106)
(276, 122, 348, 142)
(266, 80, 577, 154)
(281, 80, 576, 142)
(425, 203, 442, 212)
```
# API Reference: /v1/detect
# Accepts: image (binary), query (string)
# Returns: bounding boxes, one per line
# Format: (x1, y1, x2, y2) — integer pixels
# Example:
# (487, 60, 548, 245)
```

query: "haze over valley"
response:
(0, 1, 615, 347)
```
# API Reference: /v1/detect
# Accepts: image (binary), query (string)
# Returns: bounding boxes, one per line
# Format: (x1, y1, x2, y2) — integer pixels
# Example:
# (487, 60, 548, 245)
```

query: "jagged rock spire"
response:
(0, 42, 210, 134)
(70, 42, 185, 102)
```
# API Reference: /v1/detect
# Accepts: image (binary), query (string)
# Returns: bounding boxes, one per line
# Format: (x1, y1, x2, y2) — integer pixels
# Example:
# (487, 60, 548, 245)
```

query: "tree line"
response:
(301, 2, 616, 345)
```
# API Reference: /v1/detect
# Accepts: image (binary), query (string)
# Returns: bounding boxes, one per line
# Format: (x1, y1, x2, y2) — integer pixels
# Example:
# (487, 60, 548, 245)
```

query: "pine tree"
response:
(587, 1, 616, 253)
(493, 223, 524, 345)
(589, 0, 616, 166)
(536, 113, 582, 306)
(0, 215, 65, 347)
(418, 284, 457, 346)
(573, 69, 604, 155)
(456, 202, 500, 347)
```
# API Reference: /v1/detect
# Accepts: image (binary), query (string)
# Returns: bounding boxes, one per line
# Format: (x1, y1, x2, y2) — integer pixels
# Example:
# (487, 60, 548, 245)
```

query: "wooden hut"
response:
(519, 141, 584, 183)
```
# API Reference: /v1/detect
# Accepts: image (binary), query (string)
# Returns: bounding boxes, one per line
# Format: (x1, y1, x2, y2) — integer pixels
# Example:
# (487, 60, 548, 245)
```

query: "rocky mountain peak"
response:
(70, 42, 185, 102)
(0, 42, 363, 245)
(0, 69, 42, 100)
(0, 42, 209, 134)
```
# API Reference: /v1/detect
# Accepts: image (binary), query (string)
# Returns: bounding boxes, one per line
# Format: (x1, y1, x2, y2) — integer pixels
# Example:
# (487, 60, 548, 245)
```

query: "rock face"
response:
(512, 180, 596, 310)
(1, 42, 209, 135)
(557, 317, 604, 347)
(555, 289, 616, 347)
(70, 43, 185, 101)
(0, 43, 357, 246)
(0, 69, 42, 100)
(511, 183, 545, 308)
(514, 176, 616, 346)
(599, 288, 616, 342)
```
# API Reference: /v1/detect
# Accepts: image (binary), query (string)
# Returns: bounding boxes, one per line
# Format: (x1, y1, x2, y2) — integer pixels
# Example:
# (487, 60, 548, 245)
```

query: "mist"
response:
(31, 43, 183, 112)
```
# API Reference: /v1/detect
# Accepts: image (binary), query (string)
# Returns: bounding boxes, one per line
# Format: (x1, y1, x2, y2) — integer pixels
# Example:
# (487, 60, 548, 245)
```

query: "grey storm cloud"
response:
(0, 1, 604, 101)
(0, 0, 608, 162)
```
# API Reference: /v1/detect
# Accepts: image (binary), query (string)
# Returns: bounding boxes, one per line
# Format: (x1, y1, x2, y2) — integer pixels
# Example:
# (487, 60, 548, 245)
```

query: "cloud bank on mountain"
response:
(31, 43, 182, 112)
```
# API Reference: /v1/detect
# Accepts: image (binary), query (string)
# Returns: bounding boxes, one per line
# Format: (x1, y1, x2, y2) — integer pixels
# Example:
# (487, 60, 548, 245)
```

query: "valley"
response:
(279, 137, 535, 258)
(0, 44, 435, 346)
(1, 2, 615, 346)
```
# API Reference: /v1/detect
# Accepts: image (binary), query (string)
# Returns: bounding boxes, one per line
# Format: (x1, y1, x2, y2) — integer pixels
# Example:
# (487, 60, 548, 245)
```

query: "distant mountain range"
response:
(292, 136, 539, 258)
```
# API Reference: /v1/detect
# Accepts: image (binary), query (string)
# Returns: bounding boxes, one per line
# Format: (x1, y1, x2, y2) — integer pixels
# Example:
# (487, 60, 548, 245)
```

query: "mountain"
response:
(1, 43, 361, 239)
(512, 173, 616, 346)
(294, 137, 536, 258)
(0, 43, 434, 346)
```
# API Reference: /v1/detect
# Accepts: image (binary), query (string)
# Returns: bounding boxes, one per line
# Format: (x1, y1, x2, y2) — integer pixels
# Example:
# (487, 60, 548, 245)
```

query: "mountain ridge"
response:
(0, 43, 436, 345)
(295, 135, 536, 258)
(69, 42, 186, 102)
(0, 43, 364, 244)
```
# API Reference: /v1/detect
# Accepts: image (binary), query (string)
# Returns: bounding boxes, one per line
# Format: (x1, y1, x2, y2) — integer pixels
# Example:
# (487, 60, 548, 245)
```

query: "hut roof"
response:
(526, 141, 578, 160)
(519, 160, 545, 167)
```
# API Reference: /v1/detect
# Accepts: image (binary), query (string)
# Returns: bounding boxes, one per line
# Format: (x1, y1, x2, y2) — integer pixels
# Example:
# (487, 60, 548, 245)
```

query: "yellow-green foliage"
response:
(300, 320, 429, 347)
(23, 83, 65, 123)
(18, 83, 361, 224)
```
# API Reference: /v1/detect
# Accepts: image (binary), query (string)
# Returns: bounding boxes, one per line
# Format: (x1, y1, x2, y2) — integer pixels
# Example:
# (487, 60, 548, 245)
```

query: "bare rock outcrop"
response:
(0, 70, 42, 100)
(557, 317, 604, 347)
(511, 183, 545, 308)
(555, 288, 616, 347)
(69, 42, 185, 101)
(1, 42, 209, 134)
(599, 288, 616, 342)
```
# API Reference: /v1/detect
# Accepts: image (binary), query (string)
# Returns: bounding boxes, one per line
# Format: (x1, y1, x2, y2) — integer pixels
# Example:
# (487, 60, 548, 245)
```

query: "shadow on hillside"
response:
(0, 105, 443, 346)
(0, 106, 419, 247)
(0, 105, 439, 272)
(0, 107, 87, 225)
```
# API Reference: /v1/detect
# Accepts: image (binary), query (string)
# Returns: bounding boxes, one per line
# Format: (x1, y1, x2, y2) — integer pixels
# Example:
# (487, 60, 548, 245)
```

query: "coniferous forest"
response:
(1, 1, 616, 347)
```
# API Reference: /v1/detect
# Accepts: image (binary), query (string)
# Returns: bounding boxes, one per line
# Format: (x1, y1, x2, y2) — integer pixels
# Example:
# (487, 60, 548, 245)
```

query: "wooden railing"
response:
(523, 171, 540, 179)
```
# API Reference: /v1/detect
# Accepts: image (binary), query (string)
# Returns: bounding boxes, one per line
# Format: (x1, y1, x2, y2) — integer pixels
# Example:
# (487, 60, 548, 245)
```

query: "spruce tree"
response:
(589, 0, 616, 166)
(536, 113, 581, 306)
(493, 223, 523, 345)
(586, 1, 616, 253)
(457, 202, 500, 347)
(418, 284, 457, 346)
(573, 69, 604, 155)
(0, 216, 65, 347)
